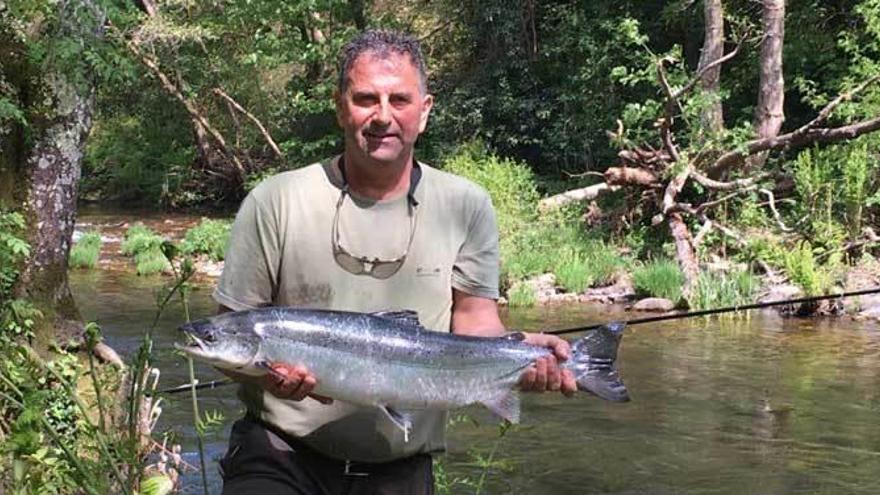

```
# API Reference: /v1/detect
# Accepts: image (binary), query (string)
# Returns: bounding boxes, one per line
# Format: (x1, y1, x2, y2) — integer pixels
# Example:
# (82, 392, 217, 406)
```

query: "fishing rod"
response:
(155, 286, 880, 395)
(546, 286, 880, 336)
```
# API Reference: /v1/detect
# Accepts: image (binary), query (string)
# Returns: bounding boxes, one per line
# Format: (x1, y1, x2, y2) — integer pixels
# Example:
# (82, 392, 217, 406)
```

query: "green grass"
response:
(632, 259, 684, 302)
(506, 282, 536, 308)
(687, 270, 759, 311)
(69, 231, 101, 269)
(121, 224, 169, 275)
(553, 248, 594, 293)
(180, 218, 231, 262)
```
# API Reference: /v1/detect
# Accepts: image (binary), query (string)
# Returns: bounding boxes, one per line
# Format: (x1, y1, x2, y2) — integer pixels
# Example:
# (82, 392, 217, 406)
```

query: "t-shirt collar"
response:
(336, 155, 421, 207)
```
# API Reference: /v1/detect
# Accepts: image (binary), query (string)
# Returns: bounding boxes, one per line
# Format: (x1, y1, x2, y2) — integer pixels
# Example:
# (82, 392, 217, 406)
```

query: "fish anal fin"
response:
(480, 391, 521, 424)
(381, 406, 414, 442)
(371, 310, 422, 328)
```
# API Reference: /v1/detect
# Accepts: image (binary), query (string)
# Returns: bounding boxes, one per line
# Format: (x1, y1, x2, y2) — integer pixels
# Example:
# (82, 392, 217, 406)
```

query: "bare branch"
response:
(675, 39, 744, 101)
(696, 187, 757, 213)
(758, 188, 792, 232)
(213, 88, 283, 160)
(692, 171, 769, 190)
(693, 219, 714, 247)
(538, 183, 619, 210)
(791, 75, 880, 136)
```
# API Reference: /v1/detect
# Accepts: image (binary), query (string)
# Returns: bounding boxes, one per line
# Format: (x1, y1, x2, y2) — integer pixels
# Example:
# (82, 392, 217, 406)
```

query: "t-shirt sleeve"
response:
(213, 191, 280, 311)
(452, 190, 500, 299)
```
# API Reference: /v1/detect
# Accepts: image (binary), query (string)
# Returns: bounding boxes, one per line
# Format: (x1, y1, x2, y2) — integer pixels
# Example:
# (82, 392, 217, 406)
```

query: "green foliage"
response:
(180, 218, 232, 262)
(0, 211, 30, 298)
(783, 242, 839, 296)
(632, 259, 684, 302)
(506, 282, 536, 308)
(121, 224, 170, 275)
(553, 248, 595, 293)
(687, 271, 759, 311)
(69, 231, 102, 269)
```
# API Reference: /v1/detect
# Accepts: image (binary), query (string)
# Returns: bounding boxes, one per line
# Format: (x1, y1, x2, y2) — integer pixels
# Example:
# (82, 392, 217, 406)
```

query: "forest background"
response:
(2, 0, 880, 493)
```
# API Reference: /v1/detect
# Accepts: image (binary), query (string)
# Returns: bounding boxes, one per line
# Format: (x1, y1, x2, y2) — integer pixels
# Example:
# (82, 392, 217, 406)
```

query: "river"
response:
(70, 209, 880, 494)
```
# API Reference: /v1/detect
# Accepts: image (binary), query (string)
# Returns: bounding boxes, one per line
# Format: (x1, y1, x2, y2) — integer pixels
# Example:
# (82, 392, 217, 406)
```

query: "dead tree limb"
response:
(212, 88, 284, 160)
(123, 39, 246, 184)
(758, 188, 792, 232)
(538, 183, 619, 210)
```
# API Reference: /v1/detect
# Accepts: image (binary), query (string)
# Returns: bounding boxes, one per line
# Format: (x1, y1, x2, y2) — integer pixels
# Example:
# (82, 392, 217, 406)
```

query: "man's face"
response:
(336, 52, 433, 166)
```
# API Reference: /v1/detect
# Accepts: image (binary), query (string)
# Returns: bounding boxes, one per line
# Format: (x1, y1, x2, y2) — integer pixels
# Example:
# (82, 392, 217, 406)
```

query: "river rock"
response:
(632, 297, 676, 312)
(582, 273, 635, 304)
(760, 284, 802, 303)
(524, 273, 558, 303)
(843, 257, 880, 314)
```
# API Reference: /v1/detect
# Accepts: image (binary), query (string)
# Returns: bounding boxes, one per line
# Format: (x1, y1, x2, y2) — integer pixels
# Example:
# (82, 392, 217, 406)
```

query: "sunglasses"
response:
(331, 185, 418, 279)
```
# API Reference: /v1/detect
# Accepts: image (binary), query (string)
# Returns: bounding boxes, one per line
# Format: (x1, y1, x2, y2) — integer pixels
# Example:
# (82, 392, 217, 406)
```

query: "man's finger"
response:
(547, 356, 562, 391)
(519, 365, 537, 390)
(561, 369, 578, 397)
(290, 375, 316, 401)
(533, 357, 548, 392)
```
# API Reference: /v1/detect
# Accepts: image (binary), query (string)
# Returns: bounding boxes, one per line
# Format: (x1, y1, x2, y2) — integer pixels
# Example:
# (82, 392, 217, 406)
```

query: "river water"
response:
(70, 210, 880, 494)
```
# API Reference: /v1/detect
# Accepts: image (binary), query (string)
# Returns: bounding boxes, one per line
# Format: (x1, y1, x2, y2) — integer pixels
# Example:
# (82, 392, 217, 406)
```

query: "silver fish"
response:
(176, 308, 629, 440)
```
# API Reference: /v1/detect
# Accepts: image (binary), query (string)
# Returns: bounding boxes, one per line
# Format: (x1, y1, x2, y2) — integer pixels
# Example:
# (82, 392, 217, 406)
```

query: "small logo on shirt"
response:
(416, 266, 442, 277)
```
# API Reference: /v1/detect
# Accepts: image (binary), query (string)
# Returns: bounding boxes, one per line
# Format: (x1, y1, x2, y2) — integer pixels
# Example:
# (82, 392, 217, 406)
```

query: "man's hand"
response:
(260, 363, 333, 404)
(519, 333, 578, 397)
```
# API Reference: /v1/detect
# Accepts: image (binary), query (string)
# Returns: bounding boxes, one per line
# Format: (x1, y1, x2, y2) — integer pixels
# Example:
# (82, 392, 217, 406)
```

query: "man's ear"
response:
(418, 94, 434, 133)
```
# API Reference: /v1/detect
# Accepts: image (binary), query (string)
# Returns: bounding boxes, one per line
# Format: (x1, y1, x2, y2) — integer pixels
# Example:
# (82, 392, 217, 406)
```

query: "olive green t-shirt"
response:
(213, 156, 500, 462)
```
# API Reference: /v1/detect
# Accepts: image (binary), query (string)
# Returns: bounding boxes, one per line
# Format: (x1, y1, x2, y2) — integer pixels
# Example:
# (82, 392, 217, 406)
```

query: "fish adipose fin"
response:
(371, 310, 422, 327)
(381, 406, 414, 442)
(480, 391, 521, 424)
(566, 322, 630, 402)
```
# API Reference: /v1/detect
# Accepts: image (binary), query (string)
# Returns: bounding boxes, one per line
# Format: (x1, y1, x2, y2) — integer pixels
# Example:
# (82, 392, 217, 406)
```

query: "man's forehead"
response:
(346, 52, 420, 83)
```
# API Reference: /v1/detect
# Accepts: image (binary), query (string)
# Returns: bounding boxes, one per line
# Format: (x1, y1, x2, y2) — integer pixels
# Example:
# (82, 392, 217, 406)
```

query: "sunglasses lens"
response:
(368, 259, 405, 279)
(334, 251, 366, 275)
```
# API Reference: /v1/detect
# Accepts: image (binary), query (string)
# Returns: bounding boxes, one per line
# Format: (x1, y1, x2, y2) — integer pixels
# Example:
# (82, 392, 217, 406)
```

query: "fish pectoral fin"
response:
(480, 391, 521, 424)
(371, 310, 422, 328)
(254, 361, 284, 379)
(380, 406, 414, 443)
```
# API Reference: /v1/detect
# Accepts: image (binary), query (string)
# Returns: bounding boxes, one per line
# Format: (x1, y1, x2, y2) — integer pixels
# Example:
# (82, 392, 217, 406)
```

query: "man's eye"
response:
(391, 95, 412, 106)
(353, 94, 378, 106)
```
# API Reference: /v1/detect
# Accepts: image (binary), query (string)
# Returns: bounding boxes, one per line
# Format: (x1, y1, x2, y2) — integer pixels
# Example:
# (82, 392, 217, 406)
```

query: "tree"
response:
(0, 0, 108, 344)
(543, 0, 880, 295)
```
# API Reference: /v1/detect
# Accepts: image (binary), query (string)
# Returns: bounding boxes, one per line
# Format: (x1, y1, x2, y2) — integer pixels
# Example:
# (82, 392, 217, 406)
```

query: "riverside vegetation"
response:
(4, 0, 880, 493)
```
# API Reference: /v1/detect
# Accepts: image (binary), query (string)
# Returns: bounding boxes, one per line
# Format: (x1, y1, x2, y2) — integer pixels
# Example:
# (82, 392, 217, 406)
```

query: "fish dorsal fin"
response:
(480, 391, 521, 424)
(371, 310, 422, 327)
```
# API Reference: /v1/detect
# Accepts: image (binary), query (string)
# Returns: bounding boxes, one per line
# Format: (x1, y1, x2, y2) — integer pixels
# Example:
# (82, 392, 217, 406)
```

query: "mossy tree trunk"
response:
(0, 24, 94, 348)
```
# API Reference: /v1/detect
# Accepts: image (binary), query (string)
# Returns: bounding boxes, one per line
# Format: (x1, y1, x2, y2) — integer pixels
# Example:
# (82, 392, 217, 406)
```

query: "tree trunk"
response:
(0, 69, 93, 345)
(698, 0, 725, 134)
(748, 0, 785, 169)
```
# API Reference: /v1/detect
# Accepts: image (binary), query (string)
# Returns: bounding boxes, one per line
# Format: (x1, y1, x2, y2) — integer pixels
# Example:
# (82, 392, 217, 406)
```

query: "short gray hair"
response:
(337, 30, 428, 94)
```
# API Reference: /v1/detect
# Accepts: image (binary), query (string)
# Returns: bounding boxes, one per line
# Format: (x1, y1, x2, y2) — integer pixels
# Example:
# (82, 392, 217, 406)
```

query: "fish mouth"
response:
(175, 332, 207, 354)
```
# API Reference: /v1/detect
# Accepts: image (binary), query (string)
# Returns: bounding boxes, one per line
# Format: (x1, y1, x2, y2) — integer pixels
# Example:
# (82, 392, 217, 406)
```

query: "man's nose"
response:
(373, 99, 391, 126)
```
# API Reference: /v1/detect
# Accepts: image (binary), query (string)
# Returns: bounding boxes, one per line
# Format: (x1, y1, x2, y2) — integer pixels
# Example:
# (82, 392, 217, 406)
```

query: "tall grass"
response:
(632, 259, 684, 302)
(70, 231, 102, 269)
(121, 224, 170, 275)
(687, 271, 759, 311)
(506, 282, 537, 307)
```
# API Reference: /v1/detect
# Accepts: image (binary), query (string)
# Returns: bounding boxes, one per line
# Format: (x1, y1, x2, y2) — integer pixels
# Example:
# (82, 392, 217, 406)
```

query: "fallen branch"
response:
(604, 167, 659, 187)
(212, 88, 283, 160)
(692, 171, 769, 191)
(539, 182, 619, 210)
(758, 188, 792, 232)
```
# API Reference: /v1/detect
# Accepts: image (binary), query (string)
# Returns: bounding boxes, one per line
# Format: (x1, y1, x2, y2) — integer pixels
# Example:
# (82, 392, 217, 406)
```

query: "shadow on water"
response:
(70, 212, 880, 494)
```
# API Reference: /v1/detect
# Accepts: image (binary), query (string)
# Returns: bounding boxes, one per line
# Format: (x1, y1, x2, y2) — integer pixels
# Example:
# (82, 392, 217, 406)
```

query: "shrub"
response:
(783, 242, 837, 296)
(632, 259, 684, 302)
(180, 218, 232, 262)
(69, 231, 101, 269)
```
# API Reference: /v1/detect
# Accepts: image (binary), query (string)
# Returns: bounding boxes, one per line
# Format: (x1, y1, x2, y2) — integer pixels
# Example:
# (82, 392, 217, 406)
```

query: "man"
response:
(213, 30, 576, 494)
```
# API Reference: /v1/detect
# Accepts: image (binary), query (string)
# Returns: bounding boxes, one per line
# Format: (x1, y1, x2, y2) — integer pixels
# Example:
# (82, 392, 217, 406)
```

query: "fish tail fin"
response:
(566, 322, 630, 402)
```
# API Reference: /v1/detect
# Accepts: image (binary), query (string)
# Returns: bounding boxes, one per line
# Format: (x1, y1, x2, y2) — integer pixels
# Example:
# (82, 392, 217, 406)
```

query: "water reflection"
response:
(70, 267, 880, 494)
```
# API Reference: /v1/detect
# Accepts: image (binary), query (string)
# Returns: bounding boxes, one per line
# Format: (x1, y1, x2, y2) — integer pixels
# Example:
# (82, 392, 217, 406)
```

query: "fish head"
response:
(176, 316, 262, 373)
